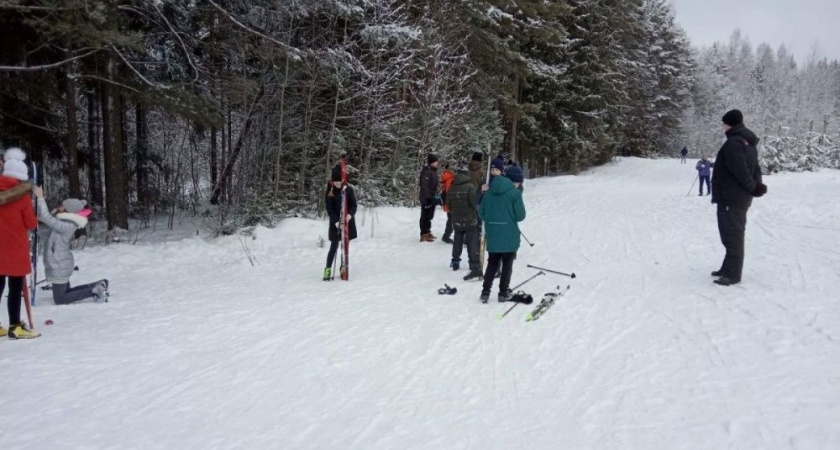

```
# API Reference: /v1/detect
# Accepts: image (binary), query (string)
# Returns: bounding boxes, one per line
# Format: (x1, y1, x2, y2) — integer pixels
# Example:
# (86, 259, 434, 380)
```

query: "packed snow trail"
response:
(1, 158, 838, 449)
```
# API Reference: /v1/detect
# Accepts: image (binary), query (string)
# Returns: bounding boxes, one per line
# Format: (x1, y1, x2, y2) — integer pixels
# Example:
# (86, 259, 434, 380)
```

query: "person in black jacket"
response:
(710, 109, 767, 286)
(418, 154, 439, 242)
(324, 164, 357, 281)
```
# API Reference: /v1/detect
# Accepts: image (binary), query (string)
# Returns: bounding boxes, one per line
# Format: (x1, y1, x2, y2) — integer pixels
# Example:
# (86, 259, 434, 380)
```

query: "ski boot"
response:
(480, 291, 490, 304)
(8, 323, 41, 340)
(92, 280, 110, 302)
(450, 259, 460, 271)
(463, 270, 483, 282)
(498, 288, 513, 303)
(714, 277, 740, 286)
(711, 270, 725, 277)
(0, 324, 7, 338)
(323, 267, 332, 281)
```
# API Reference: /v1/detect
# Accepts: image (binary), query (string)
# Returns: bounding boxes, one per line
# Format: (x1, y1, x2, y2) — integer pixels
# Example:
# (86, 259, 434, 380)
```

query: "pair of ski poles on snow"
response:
(497, 265, 577, 319)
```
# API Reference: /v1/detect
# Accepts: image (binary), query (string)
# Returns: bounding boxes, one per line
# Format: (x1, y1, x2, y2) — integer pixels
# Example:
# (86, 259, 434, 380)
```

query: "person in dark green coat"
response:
(478, 166, 526, 303)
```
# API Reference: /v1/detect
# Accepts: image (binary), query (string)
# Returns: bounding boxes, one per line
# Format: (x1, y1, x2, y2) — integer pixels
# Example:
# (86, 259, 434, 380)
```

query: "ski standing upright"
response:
(478, 144, 492, 271)
(29, 161, 39, 306)
(339, 156, 350, 280)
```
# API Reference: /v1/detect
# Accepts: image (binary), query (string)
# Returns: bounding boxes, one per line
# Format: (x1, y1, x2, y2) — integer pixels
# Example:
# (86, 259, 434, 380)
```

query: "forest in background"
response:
(0, 1, 836, 235)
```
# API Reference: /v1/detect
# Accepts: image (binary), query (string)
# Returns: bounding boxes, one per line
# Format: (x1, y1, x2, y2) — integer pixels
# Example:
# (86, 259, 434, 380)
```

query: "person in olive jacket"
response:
(711, 109, 767, 286)
(324, 164, 357, 280)
(418, 154, 439, 242)
(446, 165, 482, 281)
(478, 165, 526, 303)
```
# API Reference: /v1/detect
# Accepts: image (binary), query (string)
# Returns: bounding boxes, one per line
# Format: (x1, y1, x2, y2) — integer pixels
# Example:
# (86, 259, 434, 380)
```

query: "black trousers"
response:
(483, 252, 515, 293)
(699, 176, 711, 195)
(0, 275, 23, 325)
(52, 281, 99, 305)
(443, 213, 453, 239)
(452, 227, 480, 272)
(717, 204, 748, 281)
(419, 205, 435, 235)
(326, 240, 340, 268)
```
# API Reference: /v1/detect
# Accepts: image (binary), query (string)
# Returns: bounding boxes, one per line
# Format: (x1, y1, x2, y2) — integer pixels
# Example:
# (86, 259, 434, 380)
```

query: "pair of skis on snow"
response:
(495, 285, 571, 322)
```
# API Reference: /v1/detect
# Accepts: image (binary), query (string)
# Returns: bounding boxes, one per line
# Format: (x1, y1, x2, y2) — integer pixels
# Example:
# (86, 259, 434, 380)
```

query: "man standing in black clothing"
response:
(711, 109, 767, 286)
(419, 154, 440, 242)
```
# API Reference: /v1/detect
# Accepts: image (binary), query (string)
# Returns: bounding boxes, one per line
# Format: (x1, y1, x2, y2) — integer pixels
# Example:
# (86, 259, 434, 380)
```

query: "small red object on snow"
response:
(44, 319, 54, 325)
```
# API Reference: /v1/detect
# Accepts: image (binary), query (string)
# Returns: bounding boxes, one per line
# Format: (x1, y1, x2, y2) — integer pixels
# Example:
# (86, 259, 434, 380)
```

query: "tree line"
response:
(0, 0, 735, 233)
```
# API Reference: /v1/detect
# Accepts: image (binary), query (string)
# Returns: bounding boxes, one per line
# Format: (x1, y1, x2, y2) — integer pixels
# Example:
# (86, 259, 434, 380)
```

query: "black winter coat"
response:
(711, 124, 763, 209)
(325, 184, 358, 242)
(418, 165, 439, 206)
(447, 171, 478, 231)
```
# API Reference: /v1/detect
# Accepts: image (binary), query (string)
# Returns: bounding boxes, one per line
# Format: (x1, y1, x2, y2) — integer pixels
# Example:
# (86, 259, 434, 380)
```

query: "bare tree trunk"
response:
(210, 89, 263, 205)
(64, 61, 80, 197)
(273, 52, 290, 199)
(102, 58, 128, 230)
(509, 73, 520, 162)
(298, 82, 314, 200)
(210, 125, 218, 187)
(319, 85, 341, 213)
(87, 89, 103, 207)
(135, 102, 149, 209)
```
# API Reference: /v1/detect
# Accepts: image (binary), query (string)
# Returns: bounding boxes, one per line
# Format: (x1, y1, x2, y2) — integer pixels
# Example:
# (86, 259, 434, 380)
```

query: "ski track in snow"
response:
(2, 158, 839, 449)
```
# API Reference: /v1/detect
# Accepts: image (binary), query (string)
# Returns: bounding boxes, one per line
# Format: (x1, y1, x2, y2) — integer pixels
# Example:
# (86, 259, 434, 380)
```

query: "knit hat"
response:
(471, 152, 483, 162)
(504, 165, 524, 183)
(427, 154, 439, 165)
(722, 109, 744, 127)
(491, 157, 505, 173)
(2, 147, 28, 181)
(62, 198, 87, 214)
(330, 164, 343, 182)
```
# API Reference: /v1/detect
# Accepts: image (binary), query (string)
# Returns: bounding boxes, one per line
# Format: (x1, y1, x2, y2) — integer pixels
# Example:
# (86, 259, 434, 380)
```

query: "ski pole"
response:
(526, 265, 576, 279)
(520, 231, 534, 247)
(512, 271, 545, 291)
(686, 174, 698, 197)
(21, 279, 34, 329)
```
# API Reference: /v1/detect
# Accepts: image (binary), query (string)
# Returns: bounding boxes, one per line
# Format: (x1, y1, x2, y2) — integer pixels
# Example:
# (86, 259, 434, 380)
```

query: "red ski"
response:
(339, 156, 350, 280)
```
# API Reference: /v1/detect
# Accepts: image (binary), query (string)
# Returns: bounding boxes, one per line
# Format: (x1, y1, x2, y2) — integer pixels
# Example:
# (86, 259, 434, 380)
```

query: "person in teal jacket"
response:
(478, 166, 526, 303)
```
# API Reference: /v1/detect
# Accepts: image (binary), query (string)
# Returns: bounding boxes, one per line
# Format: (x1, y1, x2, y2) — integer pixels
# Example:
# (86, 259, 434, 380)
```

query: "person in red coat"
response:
(0, 148, 40, 339)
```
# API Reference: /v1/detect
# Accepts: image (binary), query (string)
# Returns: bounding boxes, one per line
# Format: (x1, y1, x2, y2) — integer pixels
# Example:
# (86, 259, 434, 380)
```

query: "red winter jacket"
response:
(0, 176, 37, 276)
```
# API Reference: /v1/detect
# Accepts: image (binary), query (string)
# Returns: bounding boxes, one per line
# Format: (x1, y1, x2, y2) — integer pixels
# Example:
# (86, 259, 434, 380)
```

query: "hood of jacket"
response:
(453, 171, 472, 186)
(726, 124, 760, 146)
(489, 175, 515, 195)
(56, 212, 88, 229)
(0, 176, 30, 206)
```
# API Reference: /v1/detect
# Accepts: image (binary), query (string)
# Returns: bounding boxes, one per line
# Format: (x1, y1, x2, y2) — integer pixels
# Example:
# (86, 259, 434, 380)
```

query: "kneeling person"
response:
(35, 187, 109, 304)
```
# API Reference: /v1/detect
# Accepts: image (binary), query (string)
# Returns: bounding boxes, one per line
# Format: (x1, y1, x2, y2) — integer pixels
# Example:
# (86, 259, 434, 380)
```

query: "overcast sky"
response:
(669, 0, 840, 64)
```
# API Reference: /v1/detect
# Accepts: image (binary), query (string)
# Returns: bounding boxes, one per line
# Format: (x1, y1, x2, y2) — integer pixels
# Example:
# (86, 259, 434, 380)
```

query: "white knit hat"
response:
(2, 147, 28, 181)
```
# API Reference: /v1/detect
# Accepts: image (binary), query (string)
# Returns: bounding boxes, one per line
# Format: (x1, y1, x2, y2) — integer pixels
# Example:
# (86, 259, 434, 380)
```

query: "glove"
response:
(424, 199, 434, 209)
(752, 183, 767, 197)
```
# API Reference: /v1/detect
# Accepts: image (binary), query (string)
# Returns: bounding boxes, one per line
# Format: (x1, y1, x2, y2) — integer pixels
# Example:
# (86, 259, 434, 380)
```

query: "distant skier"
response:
(440, 163, 456, 244)
(711, 109, 767, 286)
(680, 147, 688, 164)
(324, 164, 357, 280)
(447, 163, 482, 281)
(34, 186, 109, 304)
(695, 156, 714, 196)
(479, 165, 526, 303)
(418, 154, 440, 242)
(0, 148, 39, 339)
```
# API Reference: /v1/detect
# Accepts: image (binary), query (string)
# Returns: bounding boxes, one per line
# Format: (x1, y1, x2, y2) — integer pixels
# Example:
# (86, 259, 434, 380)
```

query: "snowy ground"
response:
(2, 158, 839, 449)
